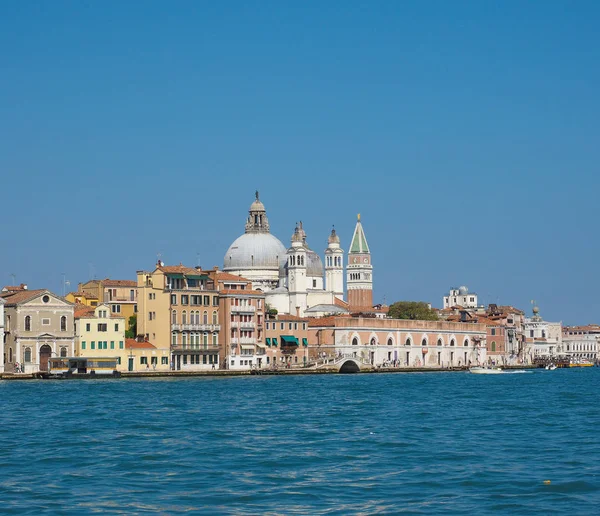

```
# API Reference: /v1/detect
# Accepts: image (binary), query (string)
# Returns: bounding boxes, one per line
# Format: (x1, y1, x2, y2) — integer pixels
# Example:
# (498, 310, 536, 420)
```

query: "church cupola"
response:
(245, 190, 270, 233)
(347, 214, 373, 309)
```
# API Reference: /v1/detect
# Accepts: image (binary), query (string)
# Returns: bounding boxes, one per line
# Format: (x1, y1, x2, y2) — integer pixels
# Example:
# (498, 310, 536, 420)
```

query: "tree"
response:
(388, 301, 438, 321)
(265, 303, 278, 317)
(125, 314, 137, 339)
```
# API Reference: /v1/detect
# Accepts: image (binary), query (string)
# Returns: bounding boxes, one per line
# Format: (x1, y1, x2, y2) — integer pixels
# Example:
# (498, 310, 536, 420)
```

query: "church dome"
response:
(306, 249, 324, 278)
(224, 233, 287, 271)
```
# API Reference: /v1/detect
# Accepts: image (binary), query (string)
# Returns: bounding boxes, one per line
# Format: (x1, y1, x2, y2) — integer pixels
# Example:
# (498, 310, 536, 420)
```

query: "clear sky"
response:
(1, 1, 598, 324)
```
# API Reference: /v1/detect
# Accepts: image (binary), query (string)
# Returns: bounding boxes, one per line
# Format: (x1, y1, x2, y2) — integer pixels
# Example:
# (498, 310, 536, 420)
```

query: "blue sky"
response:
(1, 1, 598, 324)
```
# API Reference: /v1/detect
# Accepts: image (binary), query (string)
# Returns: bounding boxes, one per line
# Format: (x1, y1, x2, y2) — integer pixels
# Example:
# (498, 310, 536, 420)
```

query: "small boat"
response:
(469, 366, 504, 374)
(545, 364, 557, 371)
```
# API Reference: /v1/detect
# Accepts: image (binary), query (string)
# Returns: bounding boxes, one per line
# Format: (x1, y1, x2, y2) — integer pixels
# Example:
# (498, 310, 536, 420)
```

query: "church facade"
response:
(223, 193, 373, 317)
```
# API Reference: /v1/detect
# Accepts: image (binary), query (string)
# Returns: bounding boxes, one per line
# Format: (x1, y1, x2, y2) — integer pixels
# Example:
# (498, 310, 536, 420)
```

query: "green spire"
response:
(349, 214, 370, 253)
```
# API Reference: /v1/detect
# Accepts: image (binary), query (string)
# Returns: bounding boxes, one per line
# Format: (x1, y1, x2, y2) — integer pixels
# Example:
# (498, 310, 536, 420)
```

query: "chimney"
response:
(296, 306, 300, 317)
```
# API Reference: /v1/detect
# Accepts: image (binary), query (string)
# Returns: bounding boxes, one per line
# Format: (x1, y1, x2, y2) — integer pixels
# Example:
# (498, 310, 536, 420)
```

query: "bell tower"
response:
(287, 222, 308, 314)
(325, 227, 344, 300)
(347, 214, 373, 310)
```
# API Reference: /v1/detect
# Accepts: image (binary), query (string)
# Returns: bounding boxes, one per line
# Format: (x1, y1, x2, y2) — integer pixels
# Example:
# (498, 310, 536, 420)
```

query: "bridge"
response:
(315, 354, 373, 373)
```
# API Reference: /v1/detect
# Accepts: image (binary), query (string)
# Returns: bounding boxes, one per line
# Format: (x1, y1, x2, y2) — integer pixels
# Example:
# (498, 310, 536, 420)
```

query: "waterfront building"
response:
(523, 305, 562, 362)
(223, 193, 372, 317)
(561, 325, 599, 362)
(214, 270, 266, 370)
(65, 291, 99, 307)
(123, 338, 170, 372)
(443, 286, 479, 310)
(78, 279, 137, 329)
(264, 314, 309, 368)
(1, 289, 75, 373)
(137, 263, 220, 371)
(0, 297, 5, 372)
(309, 316, 487, 369)
(74, 303, 127, 368)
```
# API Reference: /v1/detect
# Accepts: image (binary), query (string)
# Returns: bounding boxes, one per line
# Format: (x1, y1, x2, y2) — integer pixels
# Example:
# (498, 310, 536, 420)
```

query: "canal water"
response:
(0, 368, 598, 514)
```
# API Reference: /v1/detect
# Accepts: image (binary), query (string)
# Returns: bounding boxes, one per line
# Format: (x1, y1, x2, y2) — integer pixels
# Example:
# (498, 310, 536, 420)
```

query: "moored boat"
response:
(469, 366, 504, 374)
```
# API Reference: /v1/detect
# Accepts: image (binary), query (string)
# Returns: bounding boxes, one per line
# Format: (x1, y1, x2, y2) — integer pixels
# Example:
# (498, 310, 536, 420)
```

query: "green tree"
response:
(388, 301, 438, 321)
(125, 314, 137, 339)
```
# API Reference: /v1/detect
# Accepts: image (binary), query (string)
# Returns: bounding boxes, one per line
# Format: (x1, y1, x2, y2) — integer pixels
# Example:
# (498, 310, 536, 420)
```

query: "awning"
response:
(240, 344, 254, 350)
(167, 273, 184, 279)
(186, 274, 208, 280)
(265, 338, 271, 346)
(256, 342, 266, 348)
(272, 338, 278, 347)
(281, 335, 299, 346)
(302, 338, 308, 347)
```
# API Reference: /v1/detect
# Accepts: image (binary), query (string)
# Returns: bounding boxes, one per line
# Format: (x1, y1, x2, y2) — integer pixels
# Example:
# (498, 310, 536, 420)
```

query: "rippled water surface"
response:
(1, 369, 599, 514)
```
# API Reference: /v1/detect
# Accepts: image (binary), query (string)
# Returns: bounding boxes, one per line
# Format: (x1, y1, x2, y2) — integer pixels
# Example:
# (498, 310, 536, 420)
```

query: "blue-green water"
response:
(1, 369, 599, 514)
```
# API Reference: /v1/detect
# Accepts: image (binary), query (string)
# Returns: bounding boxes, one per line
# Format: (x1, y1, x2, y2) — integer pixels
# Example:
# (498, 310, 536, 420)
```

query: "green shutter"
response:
(272, 338, 278, 347)
(265, 338, 271, 346)
(302, 338, 308, 347)
(91, 341, 95, 350)
(119, 341, 124, 349)
(110, 341, 115, 349)
(82, 342, 86, 350)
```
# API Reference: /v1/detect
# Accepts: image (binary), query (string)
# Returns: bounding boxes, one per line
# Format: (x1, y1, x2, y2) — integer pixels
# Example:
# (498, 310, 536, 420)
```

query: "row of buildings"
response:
(0, 193, 596, 373)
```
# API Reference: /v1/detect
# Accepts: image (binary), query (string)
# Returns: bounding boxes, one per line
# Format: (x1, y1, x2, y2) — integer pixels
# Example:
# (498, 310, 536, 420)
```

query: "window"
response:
(212, 311, 218, 325)
(370, 338, 377, 346)
(25, 316, 31, 331)
(289, 323, 292, 330)
(119, 341, 124, 349)
(464, 339, 469, 347)
(181, 295, 189, 305)
(42, 295, 50, 303)
(203, 311, 208, 324)
(42, 318, 51, 325)
(110, 341, 115, 349)
(140, 357, 148, 365)
(91, 341, 96, 350)
(530, 330, 534, 338)
(151, 357, 158, 365)
(112, 305, 121, 313)
(161, 357, 168, 365)
(182, 311, 187, 325)
(171, 294, 177, 305)
(98, 323, 107, 332)
(213, 296, 219, 306)
(61, 316, 67, 331)
(491, 328, 496, 336)
(213, 333, 218, 345)
(182, 333, 187, 348)
(281, 323, 284, 330)
(405, 338, 411, 346)
(313, 279, 317, 288)
(491, 341, 496, 352)
(422, 338, 427, 346)
(352, 337, 358, 346)
(82, 341, 86, 350)
(387, 338, 393, 346)
(172, 332, 177, 346)
(450, 339, 455, 347)
(204, 296, 210, 306)
(437, 339, 442, 346)
(60, 347, 67, 357)
(24, 348, 31, 362)
(130, 289, 135, 301)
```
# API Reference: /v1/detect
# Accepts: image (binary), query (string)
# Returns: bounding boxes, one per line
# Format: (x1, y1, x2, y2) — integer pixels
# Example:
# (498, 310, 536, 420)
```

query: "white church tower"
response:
(325, 227, 344, 300)
(287, 222, 308, 315)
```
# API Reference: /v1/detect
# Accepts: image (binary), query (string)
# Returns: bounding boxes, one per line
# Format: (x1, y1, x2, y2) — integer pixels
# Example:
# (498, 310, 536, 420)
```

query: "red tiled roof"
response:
(158, 264, 199, 275)
(1, 284, 28, 292)
(220, 289, 264, 296)
(216, 272, 251, 282)
(273, 314, 309, 322)
(74, 305, 95, 318)
(333, 297, 349, 308)
(103, 279, 137, 287)
(308, 316, 338, 327)
(0, 289, 47, 305)
(125, 338, 156, 349)
(68, 291, 98, 299)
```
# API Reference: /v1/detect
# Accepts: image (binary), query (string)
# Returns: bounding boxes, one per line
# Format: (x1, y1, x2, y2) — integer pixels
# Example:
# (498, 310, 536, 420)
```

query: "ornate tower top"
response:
(245, 192, 270, 233)
(349, 216, 370, 254)
(328, 226, 340, 245)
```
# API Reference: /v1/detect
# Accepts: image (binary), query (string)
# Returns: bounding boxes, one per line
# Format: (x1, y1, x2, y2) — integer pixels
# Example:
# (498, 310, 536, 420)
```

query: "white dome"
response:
(458, 285, 469, 295)
(224, 233, 287, 271)
(307, 249, 324, 278)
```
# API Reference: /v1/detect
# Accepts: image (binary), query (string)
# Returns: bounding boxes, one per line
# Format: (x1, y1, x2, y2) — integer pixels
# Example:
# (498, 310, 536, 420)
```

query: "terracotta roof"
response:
(158, 264, 200, 275)
(103, 279, 137, 287)
(308, 316, 338, 327)
(333, 297, 349, 308)
(1, 284, 28, 293)
(216, 272, 251, 282)
(220, 289, 264, 296)
(74, 305, 95, 318)
(1, 289, 47, 305)
(125, 338, 156, 349)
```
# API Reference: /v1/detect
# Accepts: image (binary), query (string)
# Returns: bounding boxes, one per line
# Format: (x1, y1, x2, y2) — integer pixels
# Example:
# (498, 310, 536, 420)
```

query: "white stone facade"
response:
(443, 286, 478, 309)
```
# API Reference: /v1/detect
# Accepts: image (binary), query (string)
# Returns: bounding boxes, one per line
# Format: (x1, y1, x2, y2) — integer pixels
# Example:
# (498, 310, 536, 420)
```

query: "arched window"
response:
(60, 347, 67, 357)
(203, 333, 208, 347)
(491, 341, 496, 352)
(387, 338, 393, 346)
(405, 338, 411, 346)
(25, 316, 31, 331)
(352, 337, 358, 346)
(464, 339, 469, 347)
(172, 332, 177, 346)
(182, 333, 187, 348)
(450, 339, 455, 347)
(24, 347, 31, 363)
(213, 333, 218, 345)
(437, 339, 442, 346)
(172, 311, 177, 324)
(182, 310, 187, 325)
(370, 338, 376, 346)
(60, 316, 67, 331)
(422, 338, 427, 346)
(212, 311, 218, 325)
(203, 311, 208, 324)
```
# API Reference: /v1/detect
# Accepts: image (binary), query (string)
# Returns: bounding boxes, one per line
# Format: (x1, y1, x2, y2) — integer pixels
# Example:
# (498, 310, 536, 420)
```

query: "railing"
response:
(231, 305, 256, 313)
(176, 343, 219, 351)
(230, 322, 255, 329)
(172, 324, 221, 332)
(231, 337, 256, 344)
(104, 297, 136, 303)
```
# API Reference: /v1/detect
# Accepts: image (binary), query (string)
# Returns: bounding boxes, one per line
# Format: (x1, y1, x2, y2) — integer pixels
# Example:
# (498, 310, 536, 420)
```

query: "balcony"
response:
(231, 305, 255, 313)
(230, 337, 256, 345)
(172, 324, 221, 332)
(230, 322, 255, 329)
